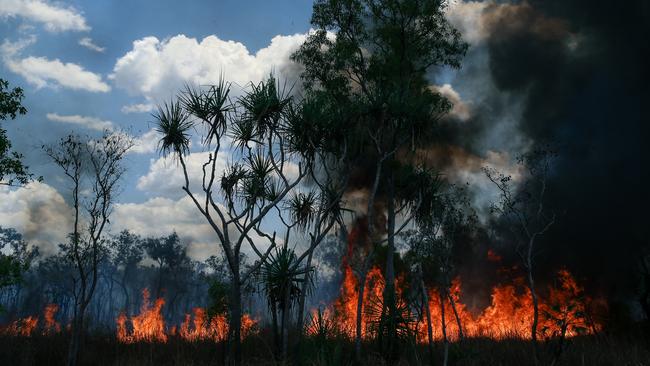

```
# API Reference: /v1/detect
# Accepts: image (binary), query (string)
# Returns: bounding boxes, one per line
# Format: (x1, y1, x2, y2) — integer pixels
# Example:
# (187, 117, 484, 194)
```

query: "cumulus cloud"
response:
(112, 196, 219, 260)
(121, 103, 154, 114)
(46, 112, 114, 131)
(0, 182, 72, 256)
(111, 32, 307, 101)
(137, 152, 228, 199)
(78, 37, 105, 52)
(112, 196, 270, 261)
(1, 37, 110, 92)
(129, 129, 161, 154)
(0, 0, 89, 32)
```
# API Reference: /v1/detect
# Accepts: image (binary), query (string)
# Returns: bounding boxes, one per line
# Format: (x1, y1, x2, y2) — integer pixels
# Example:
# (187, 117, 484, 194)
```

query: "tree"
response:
(44, 132, 133, 366)
(143, 232, 188, 299)
(260, 245, 312, 361)
(153, 76, 312, 365)
(0, 78, 38, 186)
(483, 147, 557, 358)
(407, 184, 477, 366)
(292, 0, 467, 361)
(0, 227, 39, 313)
(110, 230, 144, 314)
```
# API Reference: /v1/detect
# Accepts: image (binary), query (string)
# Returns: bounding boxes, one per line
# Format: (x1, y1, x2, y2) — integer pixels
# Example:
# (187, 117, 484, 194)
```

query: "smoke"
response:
(437, 0, 649, 300)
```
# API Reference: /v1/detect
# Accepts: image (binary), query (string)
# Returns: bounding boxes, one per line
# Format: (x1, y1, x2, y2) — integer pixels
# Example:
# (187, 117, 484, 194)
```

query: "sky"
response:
(0, 0, 319, 259)
(1, 0, 647, 294)
(0, 0, 495, 261)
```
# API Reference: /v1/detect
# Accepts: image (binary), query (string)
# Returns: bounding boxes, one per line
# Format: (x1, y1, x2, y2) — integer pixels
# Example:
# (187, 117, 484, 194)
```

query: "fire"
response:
(314, 257, 601, 342)
(118, 288, 167, 343)
(42, 303, 61, 335)
(117, 288, 258, 343)
(329, 264, 385, 338)
(1, 303, 60, 336)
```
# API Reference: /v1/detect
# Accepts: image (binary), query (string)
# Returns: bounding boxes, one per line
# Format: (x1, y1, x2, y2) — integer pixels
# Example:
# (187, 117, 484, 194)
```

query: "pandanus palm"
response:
(152, 75, 310, 366)
(261, 245, 313, 360)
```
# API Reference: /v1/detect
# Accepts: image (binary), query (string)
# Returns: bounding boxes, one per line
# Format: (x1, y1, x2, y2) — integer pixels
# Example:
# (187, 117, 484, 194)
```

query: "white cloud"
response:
(129, 129, 161, 154)
(0, 182, 72, 256)
(112, 196, 271, 261)
(46, 112, 114, 131)
(121, 103, 154, 114)
(1, 37, 110, 92)
(112, 196, 218, 260)
(137, 151, 228, 199)
(0, 0, 89, 32)
(111, 32, 307, 101)
(78, 37, 105, 52)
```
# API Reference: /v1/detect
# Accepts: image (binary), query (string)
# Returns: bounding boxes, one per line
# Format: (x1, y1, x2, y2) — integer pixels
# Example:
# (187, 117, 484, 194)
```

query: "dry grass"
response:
(0, 329, 649, 366)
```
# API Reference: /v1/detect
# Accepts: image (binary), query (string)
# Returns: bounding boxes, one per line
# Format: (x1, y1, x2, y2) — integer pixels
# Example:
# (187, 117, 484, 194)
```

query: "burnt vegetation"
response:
(1, 0, 649, 365)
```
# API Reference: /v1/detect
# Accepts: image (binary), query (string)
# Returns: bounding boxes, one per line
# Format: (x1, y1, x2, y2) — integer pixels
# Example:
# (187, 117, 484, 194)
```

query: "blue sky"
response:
(1, 0, 313, 202)
(0, 0, 519, 261)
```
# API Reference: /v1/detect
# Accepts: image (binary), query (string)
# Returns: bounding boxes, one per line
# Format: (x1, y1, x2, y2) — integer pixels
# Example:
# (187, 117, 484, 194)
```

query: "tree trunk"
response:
(439, 290, 449, 366)
(271, 301, 280, 359)
(384, 173, 397, 360)
(228, 273, 242, 366)
(422, 280, 435, 366)
(281, 282, 292, 363)
(296, 248, 314, 335)
(526, 239, 539, 352)
(447, 292, 464, 341)
(67, 299, 87, 366)
(355, 268, 368, 364)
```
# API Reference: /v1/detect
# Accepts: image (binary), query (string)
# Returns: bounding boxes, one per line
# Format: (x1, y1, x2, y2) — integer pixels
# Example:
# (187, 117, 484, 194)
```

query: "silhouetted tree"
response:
(110, 230, 144, 313)
(0, 227, 38, 313)
(0, 79, 38, 186)
(44, 132, 133, 366)
(483, 147, 557, 359)
(153, 75, 312, 365)
(293, 0, 467, 361)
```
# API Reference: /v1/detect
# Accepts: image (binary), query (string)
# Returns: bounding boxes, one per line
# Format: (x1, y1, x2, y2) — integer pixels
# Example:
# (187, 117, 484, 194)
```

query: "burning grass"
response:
(116, 288, 258, 344)
(309, 263, 603, 343)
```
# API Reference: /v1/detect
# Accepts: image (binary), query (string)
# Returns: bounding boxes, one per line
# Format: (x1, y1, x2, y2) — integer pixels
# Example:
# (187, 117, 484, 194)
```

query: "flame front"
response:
(315, 265, 601, 342)
(117, 288, 257, 343)
(1, 303, 60, 336)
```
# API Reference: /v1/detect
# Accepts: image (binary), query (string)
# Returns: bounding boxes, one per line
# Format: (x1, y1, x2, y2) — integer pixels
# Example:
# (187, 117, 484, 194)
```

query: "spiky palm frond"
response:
(261, 246, 312, 311)
(287, 190, 318, 231)
(283, 100, 320, 161)
(220, 163, 247, 205)
(229, 118, 259, 151)
(239, 74, 292, 138)
(180, 80, 232, 145)
(247, 151, 274, 181)
(319, 183, 345, 226)
(153, 100, 193, 156)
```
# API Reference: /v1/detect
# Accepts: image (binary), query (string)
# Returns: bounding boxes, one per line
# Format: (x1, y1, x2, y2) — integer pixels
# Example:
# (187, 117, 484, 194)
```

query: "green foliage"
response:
(0, 227, 38, 313)
(153, 100, 193, 156)
(207, 278, 231, 318)
(260, 246, 312, 311)
(0, 79, 38, 186)
(293, 0, 468, 157)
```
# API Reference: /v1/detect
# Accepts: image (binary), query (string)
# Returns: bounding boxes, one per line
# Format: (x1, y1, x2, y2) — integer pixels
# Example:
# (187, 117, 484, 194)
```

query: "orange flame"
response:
(42, 303, 61, 335)
(314, 263, 601, 342)
(116, 288, 258, 343)
(1, 304, 61, 336)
